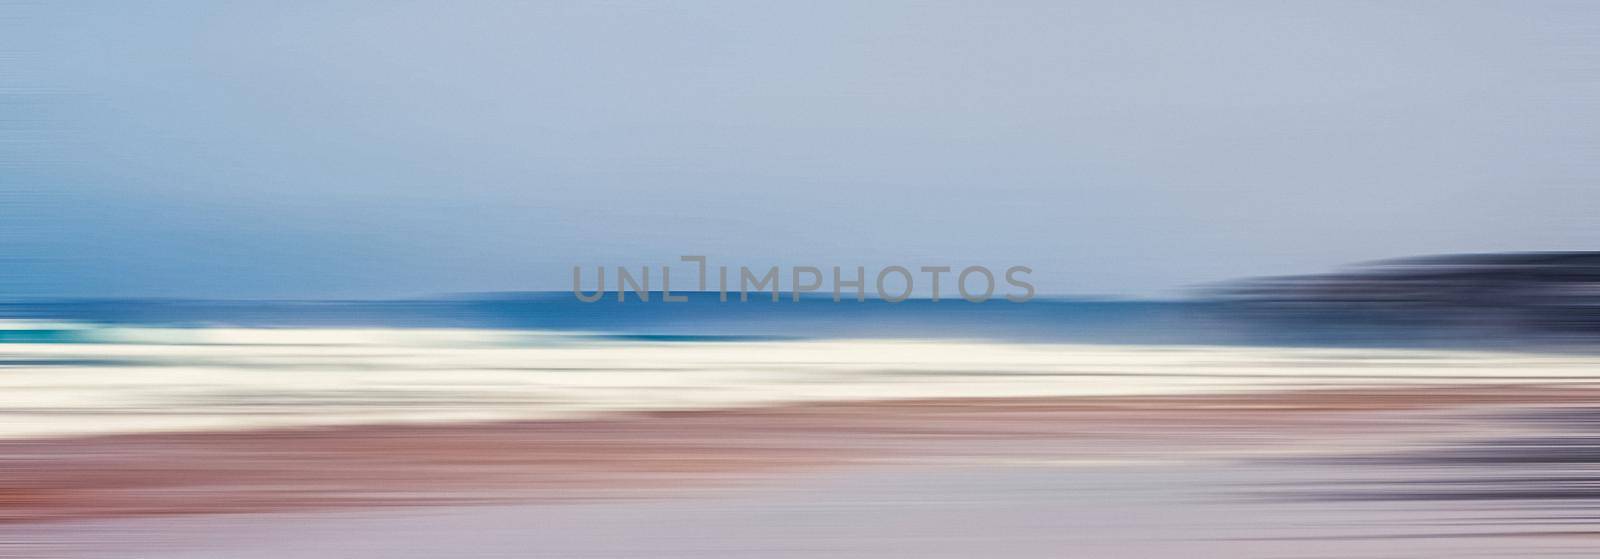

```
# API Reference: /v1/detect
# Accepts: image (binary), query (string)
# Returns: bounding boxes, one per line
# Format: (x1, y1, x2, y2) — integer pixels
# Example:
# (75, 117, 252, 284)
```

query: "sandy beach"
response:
(4, 383, 1600, 557)
(3, 333, 1600, 557)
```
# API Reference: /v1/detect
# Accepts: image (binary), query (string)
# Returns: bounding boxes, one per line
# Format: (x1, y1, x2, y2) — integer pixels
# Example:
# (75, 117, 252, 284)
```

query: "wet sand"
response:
(16, 463, 1599, 559)
(2, 384, 1597, 525)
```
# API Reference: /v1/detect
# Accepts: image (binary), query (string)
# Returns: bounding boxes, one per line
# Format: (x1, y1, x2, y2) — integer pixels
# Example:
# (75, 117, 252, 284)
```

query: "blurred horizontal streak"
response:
(0, 384, 1596, 525)
(0, 332, 1597, 439)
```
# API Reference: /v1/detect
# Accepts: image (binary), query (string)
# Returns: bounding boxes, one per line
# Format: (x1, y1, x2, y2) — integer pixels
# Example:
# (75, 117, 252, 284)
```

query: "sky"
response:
(2, 1, 1597, 299)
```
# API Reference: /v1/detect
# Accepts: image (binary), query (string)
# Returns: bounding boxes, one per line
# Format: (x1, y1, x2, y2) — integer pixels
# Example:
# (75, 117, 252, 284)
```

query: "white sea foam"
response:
(0, 325, 1595, 439)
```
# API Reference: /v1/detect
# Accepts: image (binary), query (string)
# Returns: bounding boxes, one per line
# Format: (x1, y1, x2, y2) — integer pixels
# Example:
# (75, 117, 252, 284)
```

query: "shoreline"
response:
(4, 337, 1597, 441)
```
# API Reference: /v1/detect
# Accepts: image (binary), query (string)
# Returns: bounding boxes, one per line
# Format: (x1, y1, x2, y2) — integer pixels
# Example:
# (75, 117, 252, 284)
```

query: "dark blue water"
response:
(0, 291, 1516, 348)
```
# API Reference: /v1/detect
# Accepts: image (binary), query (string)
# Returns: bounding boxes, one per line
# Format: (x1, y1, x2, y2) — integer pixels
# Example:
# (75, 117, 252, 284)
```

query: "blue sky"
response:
(3, 1, 1597, 298)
